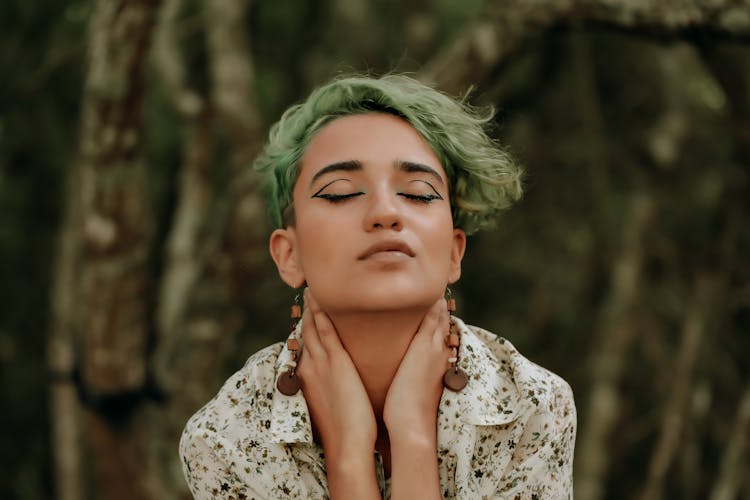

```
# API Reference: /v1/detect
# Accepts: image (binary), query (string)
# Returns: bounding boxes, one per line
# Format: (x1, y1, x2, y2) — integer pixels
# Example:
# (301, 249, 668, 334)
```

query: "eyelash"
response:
(314, 193, 362, 203)
(400, 193, 442, 203)
(314, 192, 442, 204)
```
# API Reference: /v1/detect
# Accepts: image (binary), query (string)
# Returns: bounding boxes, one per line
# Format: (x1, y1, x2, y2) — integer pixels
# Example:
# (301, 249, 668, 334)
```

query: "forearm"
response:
(326, 452, 381, 500)
(389, 431, 441, 500)
(381, 298, 449, 499)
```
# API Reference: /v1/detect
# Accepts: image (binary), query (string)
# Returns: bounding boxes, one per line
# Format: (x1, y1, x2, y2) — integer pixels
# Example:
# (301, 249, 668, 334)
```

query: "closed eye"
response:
(313, 192, 364, 203)
(400, 179, 444, 204)
(399, 192, 443, 203)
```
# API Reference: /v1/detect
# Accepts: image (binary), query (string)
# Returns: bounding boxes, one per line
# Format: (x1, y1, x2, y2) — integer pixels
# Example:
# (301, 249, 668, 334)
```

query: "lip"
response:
(358, 239, 416, 260)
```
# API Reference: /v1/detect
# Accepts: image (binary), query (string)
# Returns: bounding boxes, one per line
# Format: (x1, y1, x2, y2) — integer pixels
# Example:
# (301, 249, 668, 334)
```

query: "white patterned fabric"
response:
(180, 317, 576, 499)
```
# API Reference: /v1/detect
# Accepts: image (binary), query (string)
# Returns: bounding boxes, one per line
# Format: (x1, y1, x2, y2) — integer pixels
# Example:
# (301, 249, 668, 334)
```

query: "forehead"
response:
(298, 113, 444, 180)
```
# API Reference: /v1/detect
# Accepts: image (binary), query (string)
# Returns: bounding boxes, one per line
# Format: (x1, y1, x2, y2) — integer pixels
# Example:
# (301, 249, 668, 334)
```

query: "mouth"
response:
(358, 239, 416, 260)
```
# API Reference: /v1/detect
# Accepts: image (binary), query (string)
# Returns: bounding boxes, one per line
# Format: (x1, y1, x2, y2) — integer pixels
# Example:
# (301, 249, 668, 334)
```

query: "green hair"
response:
(253, 74, 522, 235)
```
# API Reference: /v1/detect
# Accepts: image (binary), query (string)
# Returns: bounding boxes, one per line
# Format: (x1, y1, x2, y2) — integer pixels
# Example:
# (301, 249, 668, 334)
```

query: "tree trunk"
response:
(53, 0, 162, 498)
(575, 187, 655, 500)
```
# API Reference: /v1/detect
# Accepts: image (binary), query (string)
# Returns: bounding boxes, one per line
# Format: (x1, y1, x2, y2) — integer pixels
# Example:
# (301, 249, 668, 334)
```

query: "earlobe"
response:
(269, 228, 306, 288)
(448, 228, 467, 284)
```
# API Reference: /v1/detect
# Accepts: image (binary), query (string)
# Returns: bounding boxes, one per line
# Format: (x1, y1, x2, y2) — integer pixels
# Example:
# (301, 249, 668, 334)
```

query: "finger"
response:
(299, 295, 326, 360)
(415, 298, 443, 340)
(305, 288, 345, 355)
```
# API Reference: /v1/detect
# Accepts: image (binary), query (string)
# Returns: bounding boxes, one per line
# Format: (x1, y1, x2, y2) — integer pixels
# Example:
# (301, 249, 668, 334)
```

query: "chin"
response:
(317, 284, 442, 314)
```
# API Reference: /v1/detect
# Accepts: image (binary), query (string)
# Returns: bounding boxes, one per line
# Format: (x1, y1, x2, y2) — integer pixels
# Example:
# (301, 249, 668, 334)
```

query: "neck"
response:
(327, 308, 425, 419)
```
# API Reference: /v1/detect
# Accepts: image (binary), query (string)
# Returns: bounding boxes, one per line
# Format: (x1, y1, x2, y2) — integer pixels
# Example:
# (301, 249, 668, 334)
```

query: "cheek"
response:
(295, 217, 349, 272)
(421, 216, 458, 268)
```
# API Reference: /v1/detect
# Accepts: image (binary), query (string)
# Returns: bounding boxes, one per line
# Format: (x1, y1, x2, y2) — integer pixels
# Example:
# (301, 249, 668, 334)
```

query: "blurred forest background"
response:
(1, 0, 749, 499)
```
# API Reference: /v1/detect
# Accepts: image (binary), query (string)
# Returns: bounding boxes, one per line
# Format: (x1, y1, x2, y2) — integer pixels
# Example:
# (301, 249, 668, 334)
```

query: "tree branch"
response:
(710, 380, 750, 500)
(151, 0, 213, 392)
(153, 0, 268, 433)
(152, 0, 203, 117)
(205, 0, 262, 164)
(48, 105, 85, 500)
(640, 275, 717, 500)
(419, 0, 750, 93)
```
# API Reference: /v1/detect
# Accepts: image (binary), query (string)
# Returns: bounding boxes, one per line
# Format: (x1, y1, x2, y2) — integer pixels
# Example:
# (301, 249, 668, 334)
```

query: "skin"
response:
(269, 113, 467, 499)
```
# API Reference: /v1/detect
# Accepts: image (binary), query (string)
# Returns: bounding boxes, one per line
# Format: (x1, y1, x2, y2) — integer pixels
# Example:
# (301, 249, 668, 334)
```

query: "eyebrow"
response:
(396, 160, 445, 185)
(309, 159, 445, 189)
(309, 160, 362, 187)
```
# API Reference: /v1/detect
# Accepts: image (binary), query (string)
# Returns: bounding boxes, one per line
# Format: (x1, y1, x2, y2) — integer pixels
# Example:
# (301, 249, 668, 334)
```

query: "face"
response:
(270, 113, 466, 314)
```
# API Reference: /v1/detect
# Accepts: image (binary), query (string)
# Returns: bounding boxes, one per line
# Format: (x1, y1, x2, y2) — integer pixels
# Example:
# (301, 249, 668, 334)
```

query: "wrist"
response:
(326, 452, 380, 500)
(385, 413, 437, 443)
(325, 447, 376, 474)
(389, 428, 437, 452)
(389, 434, 441, 500)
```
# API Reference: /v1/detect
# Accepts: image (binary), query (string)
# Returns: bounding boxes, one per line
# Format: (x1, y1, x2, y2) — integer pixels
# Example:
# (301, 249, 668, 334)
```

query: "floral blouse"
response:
(179, 317, 576, 499)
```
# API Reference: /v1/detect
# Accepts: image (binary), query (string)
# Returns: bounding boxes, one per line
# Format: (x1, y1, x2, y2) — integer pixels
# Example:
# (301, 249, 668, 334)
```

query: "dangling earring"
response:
(443, 289, 468, 392)
(276, 293, 302, 396)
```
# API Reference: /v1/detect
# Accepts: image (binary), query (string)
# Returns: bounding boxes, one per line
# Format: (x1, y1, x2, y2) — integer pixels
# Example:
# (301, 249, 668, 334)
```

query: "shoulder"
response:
(453, 321, 576, 498)
(179, 342, 322, 499)
(180, 342, 284, 453)
(464, 322, 575, 418)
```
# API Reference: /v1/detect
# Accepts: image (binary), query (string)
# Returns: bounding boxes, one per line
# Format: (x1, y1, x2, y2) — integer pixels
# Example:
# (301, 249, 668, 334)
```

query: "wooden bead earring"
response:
(276, 294, 302, 396)
(443, 289, 469, 392)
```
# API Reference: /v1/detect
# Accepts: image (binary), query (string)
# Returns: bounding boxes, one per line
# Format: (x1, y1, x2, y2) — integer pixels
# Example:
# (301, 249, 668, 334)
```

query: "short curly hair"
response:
(253, 74, 522, 235)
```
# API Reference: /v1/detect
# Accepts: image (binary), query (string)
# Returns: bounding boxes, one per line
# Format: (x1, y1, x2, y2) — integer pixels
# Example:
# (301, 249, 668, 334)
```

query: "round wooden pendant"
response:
(276, 370, 301, 396)
(443, 368, 468, 392)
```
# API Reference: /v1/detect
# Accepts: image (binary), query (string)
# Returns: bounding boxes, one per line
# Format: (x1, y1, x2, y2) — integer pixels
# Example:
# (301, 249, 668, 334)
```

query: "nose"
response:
(362, 190, 403, 231)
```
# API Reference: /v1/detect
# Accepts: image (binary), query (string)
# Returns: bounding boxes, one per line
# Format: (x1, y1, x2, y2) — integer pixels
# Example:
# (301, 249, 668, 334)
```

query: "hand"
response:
(296, 288, 377, 463)
(383, 298, 451, 443)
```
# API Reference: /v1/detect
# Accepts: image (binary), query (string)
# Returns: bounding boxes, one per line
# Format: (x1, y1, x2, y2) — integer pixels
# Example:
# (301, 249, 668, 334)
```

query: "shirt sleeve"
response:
(496, 379, 577, 499)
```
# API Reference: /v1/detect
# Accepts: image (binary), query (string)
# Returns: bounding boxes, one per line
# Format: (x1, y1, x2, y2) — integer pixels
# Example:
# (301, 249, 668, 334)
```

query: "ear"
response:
(269, 228, 306, 288)
(448, 228, 467, 284)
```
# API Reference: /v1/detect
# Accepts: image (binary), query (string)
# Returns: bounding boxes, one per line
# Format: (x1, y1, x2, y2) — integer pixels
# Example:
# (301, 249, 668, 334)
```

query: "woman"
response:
(179, 74, 576, 499)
